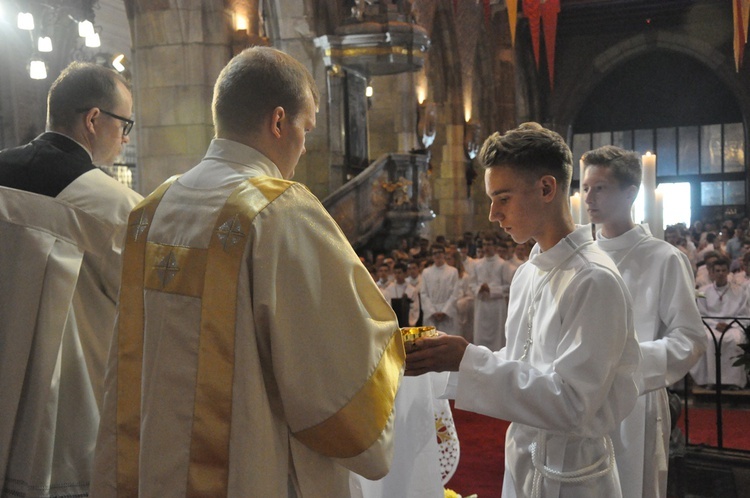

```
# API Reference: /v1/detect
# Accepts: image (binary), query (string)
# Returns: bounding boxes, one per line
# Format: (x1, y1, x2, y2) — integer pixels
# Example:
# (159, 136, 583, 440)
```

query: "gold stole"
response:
(115, 177, 289, 497)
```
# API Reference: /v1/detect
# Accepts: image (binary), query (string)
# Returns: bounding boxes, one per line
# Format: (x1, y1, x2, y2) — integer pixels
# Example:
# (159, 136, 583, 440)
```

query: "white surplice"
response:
(91, 139, 404, 497)
(0, 172, 141, 498)
(349, 373, 456, 498)
(502, 255, 526, 287)
(470, 254, 509, 351)
(447, 225, 640, 498)
(455, 273, 475, 342)
(382, 281, 420, 326)
(597, 224, 706, 498)
(420, 263, 459, 334)
(691, 281, 750, 388)
(406, 274, 421, 292)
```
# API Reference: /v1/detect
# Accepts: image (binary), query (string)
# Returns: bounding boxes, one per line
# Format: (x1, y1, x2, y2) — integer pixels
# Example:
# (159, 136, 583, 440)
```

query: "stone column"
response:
(127, 0, 231, 195)
(431, 114, 472, 240)
(264, 0, 330, 199)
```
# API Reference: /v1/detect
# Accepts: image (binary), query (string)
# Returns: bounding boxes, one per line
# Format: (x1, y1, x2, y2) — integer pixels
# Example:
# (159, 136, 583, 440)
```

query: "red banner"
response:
(541, 0, 560, 89)
(523, 0, 541, 69)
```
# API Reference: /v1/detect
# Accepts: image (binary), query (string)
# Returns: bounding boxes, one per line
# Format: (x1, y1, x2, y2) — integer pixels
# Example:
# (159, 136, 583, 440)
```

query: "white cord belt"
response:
(529, 432, 616, 498)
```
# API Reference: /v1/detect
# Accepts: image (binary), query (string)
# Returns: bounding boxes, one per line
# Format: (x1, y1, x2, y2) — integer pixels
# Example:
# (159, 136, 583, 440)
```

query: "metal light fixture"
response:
(18, 12, 35, 30)
(112, 54, 126, 72)
(78, 19, 95, 38)
(37, 36, 53, 52)
(29, 59, 47, 80)
(85, 32, 101, 47)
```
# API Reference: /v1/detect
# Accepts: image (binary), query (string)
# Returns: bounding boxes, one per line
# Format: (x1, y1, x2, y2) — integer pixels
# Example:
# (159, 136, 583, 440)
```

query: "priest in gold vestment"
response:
(92, 47, 404, 497)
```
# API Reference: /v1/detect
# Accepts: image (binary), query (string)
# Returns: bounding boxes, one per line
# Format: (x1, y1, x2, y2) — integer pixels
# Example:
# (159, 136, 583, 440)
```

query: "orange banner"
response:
(507, 0, 518, 46)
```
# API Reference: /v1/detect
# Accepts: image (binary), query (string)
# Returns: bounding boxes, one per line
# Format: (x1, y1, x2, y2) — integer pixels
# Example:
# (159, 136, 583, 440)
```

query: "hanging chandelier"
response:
(7, 0, 118, 79)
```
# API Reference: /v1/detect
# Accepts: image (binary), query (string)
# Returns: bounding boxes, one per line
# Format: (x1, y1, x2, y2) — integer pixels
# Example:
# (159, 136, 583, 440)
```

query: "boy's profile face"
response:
(407, 263, 419, 278)
(582, 165, 636, 227)
(485, 165, 541, 244)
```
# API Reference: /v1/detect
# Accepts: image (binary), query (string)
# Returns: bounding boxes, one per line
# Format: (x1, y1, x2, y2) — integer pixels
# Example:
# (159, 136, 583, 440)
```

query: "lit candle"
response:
(579, 159, 590, 225)
(570, 192, 580, 224)
(641, 152, 656, 227)
(654, 186, 664, 240)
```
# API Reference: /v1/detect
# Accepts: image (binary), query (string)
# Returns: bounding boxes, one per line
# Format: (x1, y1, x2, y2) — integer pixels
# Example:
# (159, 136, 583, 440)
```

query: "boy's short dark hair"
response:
(430, 244, 445, 254)
(581, 145, 642, 190)
(393, 262, 407, 273)
(478, 122, 573, 190)
(710, 256, 730, 269)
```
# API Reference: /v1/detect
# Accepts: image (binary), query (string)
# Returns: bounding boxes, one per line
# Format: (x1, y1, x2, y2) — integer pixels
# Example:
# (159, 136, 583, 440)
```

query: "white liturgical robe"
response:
(0, 172, 141, 498)
(455, 272, 475, 342)
(471, 254, 509, 351)
(349, 373, 456, 498)
(691, 281, 749, 388)
(382, 281, 420, 326)
(597, 224, 706, 498)
(91, 139, 404, 497)
(447, 225, 640, 498)
(502, 255, 527, 286)
(420, 263, 459, 334)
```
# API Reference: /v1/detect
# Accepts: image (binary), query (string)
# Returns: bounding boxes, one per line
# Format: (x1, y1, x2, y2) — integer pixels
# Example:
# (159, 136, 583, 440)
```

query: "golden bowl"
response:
(400, 326, 437, 345)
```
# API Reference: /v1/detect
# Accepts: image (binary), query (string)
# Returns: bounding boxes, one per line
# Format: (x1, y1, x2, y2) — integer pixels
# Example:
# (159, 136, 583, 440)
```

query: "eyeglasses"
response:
(77, 107, 134, 136)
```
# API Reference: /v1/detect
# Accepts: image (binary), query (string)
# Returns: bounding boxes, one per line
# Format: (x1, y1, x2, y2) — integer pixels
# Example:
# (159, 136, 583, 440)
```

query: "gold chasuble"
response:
(107, 172, 404, 497)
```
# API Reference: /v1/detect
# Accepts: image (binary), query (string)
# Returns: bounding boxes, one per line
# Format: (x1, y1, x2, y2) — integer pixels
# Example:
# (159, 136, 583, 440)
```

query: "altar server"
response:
(582, 145, 706, 498)
(406, 123, 640, 498)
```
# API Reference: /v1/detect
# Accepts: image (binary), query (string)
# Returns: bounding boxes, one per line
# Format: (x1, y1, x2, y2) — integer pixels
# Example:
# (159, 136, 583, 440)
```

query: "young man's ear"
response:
(540, 175, 557, 200)
(626, 184, 639, 203)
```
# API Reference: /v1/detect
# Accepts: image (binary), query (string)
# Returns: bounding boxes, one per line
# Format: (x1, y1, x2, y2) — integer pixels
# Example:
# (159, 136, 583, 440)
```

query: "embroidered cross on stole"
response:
(115, 176, 290, 497)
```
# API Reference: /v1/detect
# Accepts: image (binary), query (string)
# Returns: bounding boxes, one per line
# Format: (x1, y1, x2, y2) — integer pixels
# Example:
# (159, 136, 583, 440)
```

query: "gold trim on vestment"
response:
(144, 243, 207, 297)
(293, 329, 405, 458)
(115, 174, 401, 493)
(115, 175, 293, 496)
(116, 176, 178, 497)
(185, 178, 287, 495)
(324, 47, 424, 58)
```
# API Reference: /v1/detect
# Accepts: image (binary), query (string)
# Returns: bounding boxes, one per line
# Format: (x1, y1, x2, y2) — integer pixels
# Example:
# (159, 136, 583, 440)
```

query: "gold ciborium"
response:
(400, 326, 437, 346)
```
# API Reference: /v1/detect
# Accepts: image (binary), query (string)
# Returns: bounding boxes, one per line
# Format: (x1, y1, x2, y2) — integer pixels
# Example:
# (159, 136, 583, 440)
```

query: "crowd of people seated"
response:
(666, 219, 750, 389)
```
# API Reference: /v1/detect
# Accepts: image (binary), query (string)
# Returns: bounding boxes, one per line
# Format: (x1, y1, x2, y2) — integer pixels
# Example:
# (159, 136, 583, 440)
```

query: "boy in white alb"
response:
(470, 236, 509, 350)
(420, 244, 459, 334)
(582, 145, 706, 498)
(406, 123, 640, 498)
(382, 262, 420, 327)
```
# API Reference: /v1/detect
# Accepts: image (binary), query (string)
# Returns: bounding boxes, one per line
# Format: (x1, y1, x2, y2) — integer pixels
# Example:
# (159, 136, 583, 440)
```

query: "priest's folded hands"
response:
(405, 332, 469, 376)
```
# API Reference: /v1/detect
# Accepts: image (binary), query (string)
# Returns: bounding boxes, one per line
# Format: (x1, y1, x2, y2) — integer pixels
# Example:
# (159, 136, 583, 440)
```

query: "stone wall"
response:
(127, 0, 230, 194)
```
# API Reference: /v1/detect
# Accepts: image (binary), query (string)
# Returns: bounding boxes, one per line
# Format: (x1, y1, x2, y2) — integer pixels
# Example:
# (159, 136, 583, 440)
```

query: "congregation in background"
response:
(367, 215, 750, 394)
(365, 231, 532, 354)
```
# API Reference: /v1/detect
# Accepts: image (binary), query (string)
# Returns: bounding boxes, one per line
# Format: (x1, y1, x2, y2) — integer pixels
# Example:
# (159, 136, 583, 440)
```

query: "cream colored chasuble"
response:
(106, 174, 403, 497)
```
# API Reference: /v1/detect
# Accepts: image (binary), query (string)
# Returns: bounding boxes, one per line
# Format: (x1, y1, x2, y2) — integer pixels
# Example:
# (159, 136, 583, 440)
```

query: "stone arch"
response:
(557, 31, 750, 135)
